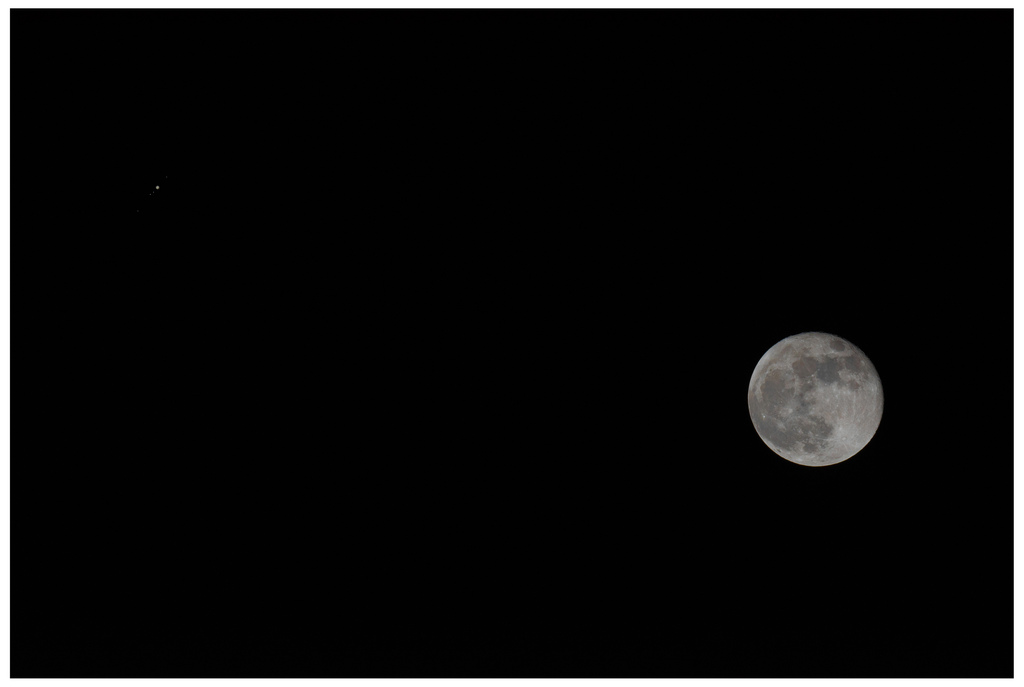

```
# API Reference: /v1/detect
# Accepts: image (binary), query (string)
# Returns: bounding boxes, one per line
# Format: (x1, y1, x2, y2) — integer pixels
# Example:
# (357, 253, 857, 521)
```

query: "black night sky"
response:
(19, 8, 1010, 678)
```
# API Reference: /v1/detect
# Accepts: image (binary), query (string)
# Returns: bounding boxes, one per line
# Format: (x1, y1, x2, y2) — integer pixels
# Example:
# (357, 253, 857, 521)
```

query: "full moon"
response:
(748, 332, 883, 467)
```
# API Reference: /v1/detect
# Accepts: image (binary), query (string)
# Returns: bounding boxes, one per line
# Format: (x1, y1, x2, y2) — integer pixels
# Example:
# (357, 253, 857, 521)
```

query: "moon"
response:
(748, 332, 883, 467)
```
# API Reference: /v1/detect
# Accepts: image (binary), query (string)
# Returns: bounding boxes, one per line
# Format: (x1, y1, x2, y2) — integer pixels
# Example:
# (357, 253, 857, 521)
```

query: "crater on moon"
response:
(747, 332, 883, 467)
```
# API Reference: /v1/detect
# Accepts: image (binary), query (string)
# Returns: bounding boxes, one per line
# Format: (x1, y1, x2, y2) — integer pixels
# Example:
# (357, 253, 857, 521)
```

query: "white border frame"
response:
(0, 2, 1013, 687)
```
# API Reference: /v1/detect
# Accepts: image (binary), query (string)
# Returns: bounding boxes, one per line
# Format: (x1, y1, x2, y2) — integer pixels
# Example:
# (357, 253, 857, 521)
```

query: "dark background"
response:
(18, 9, 1010, 677)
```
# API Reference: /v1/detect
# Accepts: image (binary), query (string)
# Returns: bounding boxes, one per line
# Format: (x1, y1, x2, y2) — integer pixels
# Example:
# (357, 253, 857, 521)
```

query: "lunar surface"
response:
(748, 332, 883, 466)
